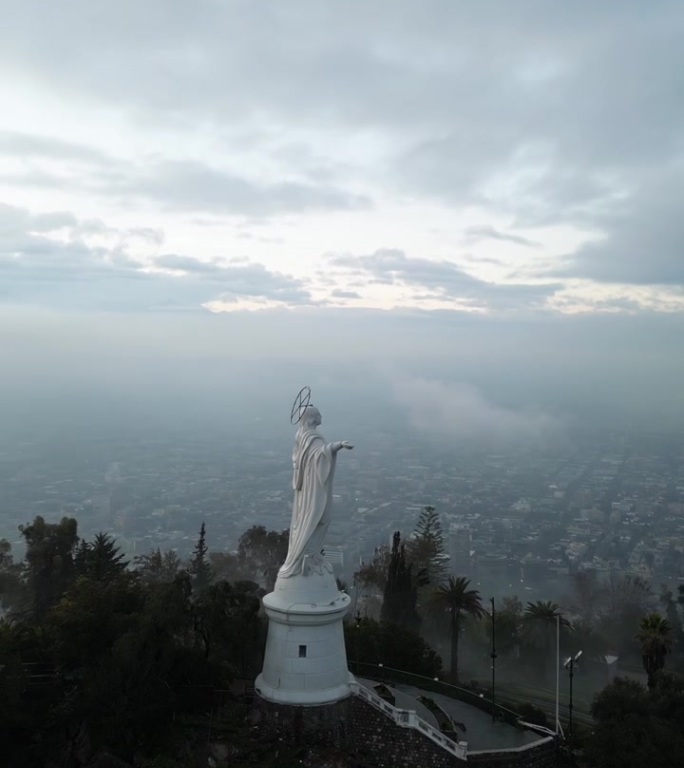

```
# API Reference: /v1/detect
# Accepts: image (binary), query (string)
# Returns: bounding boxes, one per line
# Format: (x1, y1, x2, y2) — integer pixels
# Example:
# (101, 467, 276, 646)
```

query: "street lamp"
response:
(354, 610, 361, 671)
(564, 650, 582, 755)
(490, 597, 497, 723)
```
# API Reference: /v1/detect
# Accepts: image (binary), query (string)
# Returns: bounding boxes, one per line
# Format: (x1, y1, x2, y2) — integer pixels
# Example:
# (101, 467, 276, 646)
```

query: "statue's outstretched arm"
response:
(331, 441, 354, 454)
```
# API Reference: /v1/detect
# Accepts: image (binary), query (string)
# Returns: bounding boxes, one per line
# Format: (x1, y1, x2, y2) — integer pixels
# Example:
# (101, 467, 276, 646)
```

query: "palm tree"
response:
(636, 612, 672, 690)
(431, 576, 485, 681)
(522, 601, 570, 683)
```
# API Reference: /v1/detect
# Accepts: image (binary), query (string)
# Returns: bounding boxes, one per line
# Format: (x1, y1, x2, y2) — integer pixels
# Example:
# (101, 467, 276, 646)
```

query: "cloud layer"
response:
(0, 1, 682, 311)
(0, 204, 314, 310)
(392, 375, 560, 444)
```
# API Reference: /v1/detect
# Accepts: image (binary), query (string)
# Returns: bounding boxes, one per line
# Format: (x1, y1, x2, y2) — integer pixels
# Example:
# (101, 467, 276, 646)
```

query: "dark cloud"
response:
(0, 203, 78, 234)
(330, 288, 362, 299)
(463, 225, 540, 248)
(0, 131, 109, 165)
(153, 253, 312, 303)
(114, 160, 370, 215)
(333, 248, 560, 309)
(0, 204, 314, 310)
(555, 168, 684, 285)
(0, 133, 369, 216)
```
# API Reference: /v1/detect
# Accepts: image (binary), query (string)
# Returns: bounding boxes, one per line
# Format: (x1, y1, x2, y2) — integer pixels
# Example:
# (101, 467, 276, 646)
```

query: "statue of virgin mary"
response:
(278, 405, 353, 578)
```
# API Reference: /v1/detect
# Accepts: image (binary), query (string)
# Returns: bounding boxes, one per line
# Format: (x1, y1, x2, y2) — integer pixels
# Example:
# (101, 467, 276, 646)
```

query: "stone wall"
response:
(347, 695, 466, 768)
(253, 693, 557, 768)
(468, 738, 556, 768)
(253, 695, 352, 749)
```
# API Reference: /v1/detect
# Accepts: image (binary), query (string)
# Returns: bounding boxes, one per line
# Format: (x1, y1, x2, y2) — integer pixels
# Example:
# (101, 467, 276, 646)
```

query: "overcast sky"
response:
(2, 2, 683, 436)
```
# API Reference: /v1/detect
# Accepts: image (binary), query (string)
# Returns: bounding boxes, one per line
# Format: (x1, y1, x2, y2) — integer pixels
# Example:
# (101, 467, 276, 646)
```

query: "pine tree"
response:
(408, 506, 447, 586)
(74, 533, 128, 582)
(90, 533, 129, 581)
(190, 522, 211, 591)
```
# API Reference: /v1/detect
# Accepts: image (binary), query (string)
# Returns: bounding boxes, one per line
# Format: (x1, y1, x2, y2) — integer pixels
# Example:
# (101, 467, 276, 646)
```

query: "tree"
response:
(606, 573, 654, 614)
(381, 531, 422, 631)
(81, 573, 205, 760)
(74, 532, 128, 582)
(568, 569, 606, 627)
(637, 613, 673, 690)
(660, 586, 683, 662)
(586, 676, 684, 768)
(430, 576, 485, 681)
(237, 525, 289, 590)
(0, 619, 57, 765)
(591, 676, 650, 722)
(192, 580, 262, 674)
(408, 506, 447, 586)
(601, 573, 655, 657)
(486, 596, 522, 657)
(19, 515, 79, 618)
(133, 548, 182, 583)
(0, 538, 24, 612)
(354, 544, 391, 594)
(47, 571, 144, 668)
(189, 522, 211, 591)
(0, 517, 280, 764)
(570, 618, 608, 663)
(521, 601, 570, 683)
(208, 551, 242, 583)
(344, 617, 442, 677)
(352, 544, 391, 619)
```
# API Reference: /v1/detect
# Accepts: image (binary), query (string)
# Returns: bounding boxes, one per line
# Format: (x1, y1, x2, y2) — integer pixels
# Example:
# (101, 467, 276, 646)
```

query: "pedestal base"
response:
(255, 567, 352, 706)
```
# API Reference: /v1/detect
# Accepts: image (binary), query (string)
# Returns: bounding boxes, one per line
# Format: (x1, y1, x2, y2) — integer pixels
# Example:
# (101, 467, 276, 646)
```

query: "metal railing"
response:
(467, 736, 555, 756)
(350, 680, 468, 761)
(349, 661, 522, 726)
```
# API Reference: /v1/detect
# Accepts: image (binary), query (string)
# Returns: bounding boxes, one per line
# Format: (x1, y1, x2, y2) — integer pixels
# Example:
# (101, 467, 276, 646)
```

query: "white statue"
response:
(279, 404, 353, 579)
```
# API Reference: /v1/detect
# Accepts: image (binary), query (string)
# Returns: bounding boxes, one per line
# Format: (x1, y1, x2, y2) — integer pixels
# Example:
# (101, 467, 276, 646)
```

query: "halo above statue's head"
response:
(290, 386, 313, 425)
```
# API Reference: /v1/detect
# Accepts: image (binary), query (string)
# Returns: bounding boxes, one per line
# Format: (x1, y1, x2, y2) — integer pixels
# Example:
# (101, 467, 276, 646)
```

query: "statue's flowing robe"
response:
(279, 426, 337, 578)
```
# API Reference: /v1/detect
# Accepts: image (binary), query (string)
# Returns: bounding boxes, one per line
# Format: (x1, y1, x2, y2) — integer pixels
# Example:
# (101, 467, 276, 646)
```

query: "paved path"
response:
(358, 678, 544, 751)
(357, 678, 439, 728)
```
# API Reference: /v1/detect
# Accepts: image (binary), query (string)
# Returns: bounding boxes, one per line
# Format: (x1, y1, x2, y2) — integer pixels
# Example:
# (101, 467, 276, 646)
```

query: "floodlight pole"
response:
(490, 597, 497, 723)
(565, 650, 582, 759)
(555, 614, 560, 735)
(568, 655, 575, 752)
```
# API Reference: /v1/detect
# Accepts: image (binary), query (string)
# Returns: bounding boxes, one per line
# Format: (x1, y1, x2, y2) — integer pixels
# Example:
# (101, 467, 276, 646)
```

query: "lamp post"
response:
(490, 597, 497, 723)
(564, 650, 582, 756)
(354, 610, 361, 671)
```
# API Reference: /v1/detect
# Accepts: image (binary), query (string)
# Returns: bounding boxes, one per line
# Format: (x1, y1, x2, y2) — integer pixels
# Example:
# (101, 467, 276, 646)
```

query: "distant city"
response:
(2, 420, 682, 606)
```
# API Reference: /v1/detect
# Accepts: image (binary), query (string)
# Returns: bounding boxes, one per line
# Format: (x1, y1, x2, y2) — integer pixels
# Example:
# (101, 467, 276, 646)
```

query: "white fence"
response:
(350, 681, 468, 762)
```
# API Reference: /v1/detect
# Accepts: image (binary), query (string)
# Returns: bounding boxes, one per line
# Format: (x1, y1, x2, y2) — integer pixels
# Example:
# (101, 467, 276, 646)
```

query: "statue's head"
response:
(300, 405, 322, 429)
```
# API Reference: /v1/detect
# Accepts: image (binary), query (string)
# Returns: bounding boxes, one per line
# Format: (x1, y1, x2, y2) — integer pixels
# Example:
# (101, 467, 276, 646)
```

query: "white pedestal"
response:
(255, 566, 353, 705)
